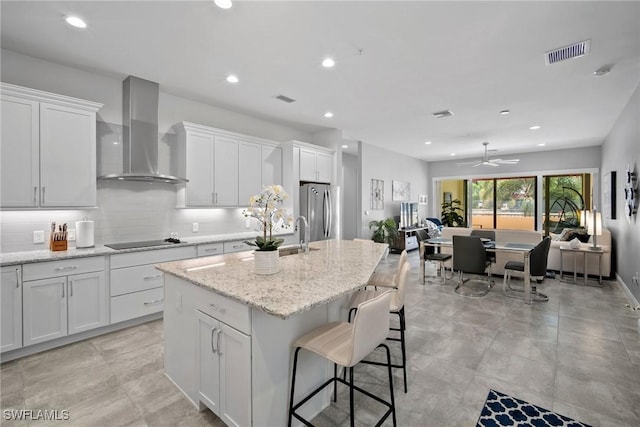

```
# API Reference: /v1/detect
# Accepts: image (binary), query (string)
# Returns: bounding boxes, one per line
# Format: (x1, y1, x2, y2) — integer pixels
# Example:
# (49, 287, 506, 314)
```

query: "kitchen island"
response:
(156, 239, 388, 427)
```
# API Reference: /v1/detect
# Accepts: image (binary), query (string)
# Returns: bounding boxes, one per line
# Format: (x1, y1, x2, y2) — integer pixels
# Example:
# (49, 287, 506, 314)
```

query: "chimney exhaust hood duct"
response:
(98, 76, 188, 184)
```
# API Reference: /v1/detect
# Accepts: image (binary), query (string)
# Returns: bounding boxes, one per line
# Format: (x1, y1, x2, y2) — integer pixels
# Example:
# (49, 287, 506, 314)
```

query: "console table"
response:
(559, 245, 603, 286)
(391, 226, 429, 253)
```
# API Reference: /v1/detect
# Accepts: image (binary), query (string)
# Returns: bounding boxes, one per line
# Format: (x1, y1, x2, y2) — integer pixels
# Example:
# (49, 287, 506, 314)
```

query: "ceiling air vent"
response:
(545, 40, 591, 65)
(432, 110, 454, 118)
(274, 94, 296, 103)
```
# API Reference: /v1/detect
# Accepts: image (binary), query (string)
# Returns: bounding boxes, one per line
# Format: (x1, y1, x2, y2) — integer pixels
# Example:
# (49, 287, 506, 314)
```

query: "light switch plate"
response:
(67, 229, 76, 241)
(245, 219, 252, 228)
(33, 230, 45, 244)
(192, 222, 199, 232)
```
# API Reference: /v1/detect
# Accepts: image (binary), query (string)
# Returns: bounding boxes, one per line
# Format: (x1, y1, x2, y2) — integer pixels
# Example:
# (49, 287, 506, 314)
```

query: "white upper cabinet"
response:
(238, 140, 262, 206)
(0, 83, 102, 208)
(1, 96, 39, 207)
(299, 147, 334, 183)
(175, 122, 282, 208)
(214, 136, 239, 207)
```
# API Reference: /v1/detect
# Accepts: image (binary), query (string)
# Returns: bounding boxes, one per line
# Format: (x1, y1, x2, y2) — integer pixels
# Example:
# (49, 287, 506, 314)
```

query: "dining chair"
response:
(470, 229, 496, 264)
(419, 240, 452, 285)
(503, 237, 552, 302)
(452, 235, 493, 297)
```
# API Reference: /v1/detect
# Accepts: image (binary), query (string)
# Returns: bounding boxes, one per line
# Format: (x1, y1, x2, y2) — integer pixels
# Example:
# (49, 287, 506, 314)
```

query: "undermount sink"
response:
(278, 246, 319, 257)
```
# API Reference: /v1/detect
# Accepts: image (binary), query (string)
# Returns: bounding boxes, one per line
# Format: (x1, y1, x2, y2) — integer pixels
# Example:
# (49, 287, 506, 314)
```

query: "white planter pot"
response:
(254, 250, 280, 275)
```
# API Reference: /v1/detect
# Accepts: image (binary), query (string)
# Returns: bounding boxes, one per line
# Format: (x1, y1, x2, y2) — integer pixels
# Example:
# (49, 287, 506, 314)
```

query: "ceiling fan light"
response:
(214, 0, 233, 9)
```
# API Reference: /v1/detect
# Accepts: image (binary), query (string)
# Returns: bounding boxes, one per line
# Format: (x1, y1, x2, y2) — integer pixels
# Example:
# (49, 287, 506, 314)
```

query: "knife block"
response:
(50, 239, 68, 251)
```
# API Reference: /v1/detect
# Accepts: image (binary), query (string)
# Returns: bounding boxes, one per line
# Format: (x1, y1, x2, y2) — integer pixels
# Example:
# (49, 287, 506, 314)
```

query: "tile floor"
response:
(1, 251, 639, 426)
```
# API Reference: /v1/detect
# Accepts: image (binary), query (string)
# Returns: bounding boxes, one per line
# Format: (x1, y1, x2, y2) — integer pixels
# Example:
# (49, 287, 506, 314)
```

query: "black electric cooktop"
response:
(104, 239, 183, 250)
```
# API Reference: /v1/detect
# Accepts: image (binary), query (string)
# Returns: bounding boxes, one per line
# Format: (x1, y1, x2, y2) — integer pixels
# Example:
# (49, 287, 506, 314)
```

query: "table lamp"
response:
(586, 209, 602, 251)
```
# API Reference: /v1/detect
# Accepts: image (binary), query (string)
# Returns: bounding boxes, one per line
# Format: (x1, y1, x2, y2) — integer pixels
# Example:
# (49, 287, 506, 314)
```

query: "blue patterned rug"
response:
(476, 389, 592, 427)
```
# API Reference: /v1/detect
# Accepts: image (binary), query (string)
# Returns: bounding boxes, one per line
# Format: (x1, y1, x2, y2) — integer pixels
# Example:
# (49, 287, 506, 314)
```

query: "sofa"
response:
(432, 227, 611, 278)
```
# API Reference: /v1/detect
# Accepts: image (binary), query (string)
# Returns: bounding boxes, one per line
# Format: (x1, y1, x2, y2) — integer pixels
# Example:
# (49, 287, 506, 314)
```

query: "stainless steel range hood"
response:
(98, 76, 187, 184)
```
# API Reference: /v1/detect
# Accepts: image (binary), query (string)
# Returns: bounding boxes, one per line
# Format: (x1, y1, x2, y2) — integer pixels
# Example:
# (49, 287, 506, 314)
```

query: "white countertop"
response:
(156, 239, 388, 319)
(0, 231, 294, 266)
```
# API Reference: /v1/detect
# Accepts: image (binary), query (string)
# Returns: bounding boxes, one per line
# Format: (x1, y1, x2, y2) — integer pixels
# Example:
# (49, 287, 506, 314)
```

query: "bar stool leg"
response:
(381, 343, 397, 427)
(288, 348, 301, 427)
(349, 367, 355, 427)
(399, 309, 407, 393)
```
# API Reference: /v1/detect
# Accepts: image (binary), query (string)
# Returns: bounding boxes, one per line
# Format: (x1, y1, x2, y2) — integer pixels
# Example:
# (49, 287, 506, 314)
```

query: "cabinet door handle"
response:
(204, 248, 219, 252)
(143, 298, 163, 306)
(232, 244, 243, 249)
(215, 192, 218, 204)
(208, 303, 226, 313)
(42, 186, 45, 204)
(143, 274, 163, 281)
(33, 186, 37, 204)
(15, 268, 20, 288)
(61, 281, 65, 298)
(69, 281, 73, 297)
(211, 327, 218, 353)
(54, 266, 78, 271)
(216, 329, 222, 356)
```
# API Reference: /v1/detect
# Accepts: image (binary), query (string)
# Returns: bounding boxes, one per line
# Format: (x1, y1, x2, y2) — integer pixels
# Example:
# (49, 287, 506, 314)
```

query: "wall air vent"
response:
(274, 94, 296, 103)
(545, 40, 591, 65)
(432, 110, 454, 118)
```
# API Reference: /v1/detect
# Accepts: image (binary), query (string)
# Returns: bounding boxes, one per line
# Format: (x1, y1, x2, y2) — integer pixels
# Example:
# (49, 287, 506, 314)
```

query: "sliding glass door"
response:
(471, 177, 536, 230)
(542, 174, 590, 235)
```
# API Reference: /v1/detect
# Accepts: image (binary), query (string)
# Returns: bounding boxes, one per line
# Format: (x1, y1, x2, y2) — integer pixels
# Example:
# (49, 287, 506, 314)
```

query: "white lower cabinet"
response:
(1, 266, 22, 353)
(109, 246, 195, 324)
(23, 271, 106, 346)
(197, 310, 251, 427)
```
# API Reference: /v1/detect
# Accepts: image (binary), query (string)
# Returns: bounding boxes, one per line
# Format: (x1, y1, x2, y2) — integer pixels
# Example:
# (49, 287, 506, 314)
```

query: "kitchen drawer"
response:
(223, 240, 252, 254)
(110, 264, 165, 297)
(23, 256, 105, 281)
(197, 242, 224, 257)
(110, 246, 195, 269)
(194, 285, 250, 335)
(111, 287, 164, 324)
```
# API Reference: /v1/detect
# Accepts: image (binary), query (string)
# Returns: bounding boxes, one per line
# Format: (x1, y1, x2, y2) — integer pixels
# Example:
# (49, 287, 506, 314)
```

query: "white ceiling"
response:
(2, 1, 639, 161)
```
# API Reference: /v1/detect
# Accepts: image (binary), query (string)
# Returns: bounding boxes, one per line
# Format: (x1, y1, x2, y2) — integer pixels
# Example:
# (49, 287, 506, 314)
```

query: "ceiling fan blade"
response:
(456, 160, 482, 166)
(493, 159, 520, 164)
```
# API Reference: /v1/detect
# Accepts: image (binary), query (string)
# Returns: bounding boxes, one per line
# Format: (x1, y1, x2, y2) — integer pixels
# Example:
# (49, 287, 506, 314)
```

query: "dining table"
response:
(424, 237, 538, 304)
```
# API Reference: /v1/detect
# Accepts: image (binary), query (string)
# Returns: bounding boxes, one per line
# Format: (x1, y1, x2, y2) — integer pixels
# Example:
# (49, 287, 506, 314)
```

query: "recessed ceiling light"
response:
(65, 16, 87, 28)
(324, 112, 334, 118)
(529, 125, 541, 130)
(424, 141, 432, 145)
(226, 75, 239, 83)
(594, 65, 612, 77)
(341, 145, 348, 149)
(537, 143, 546, 147)
(499, 109, 510, 115)
(450, 153, 456, 157)
(322, 58, 335, 68)
(214, 0, 233, 9)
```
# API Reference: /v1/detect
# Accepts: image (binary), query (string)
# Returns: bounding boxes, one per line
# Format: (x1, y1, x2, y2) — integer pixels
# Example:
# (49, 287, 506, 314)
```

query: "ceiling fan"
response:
(456, 142, 520, 167)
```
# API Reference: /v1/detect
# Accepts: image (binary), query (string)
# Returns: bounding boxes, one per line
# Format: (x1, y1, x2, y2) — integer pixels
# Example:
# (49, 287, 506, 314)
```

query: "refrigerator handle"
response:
(322, 189, 327, 237)
(326, 188, 333, 238)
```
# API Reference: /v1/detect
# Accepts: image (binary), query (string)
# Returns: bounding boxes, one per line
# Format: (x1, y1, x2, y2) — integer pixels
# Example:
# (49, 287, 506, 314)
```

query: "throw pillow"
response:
(571, 228, 591, 243)
(557, 228, 574, 241)
(424, 220, 440, 238)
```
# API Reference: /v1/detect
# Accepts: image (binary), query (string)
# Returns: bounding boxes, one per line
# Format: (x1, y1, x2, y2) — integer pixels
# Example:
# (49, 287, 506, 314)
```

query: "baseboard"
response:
(0, 312, 162, 363)
(617, 273, 640, 307)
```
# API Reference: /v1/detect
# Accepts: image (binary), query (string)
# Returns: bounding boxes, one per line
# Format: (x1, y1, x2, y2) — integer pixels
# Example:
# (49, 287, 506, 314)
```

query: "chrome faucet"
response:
(294, 216, 310, 253)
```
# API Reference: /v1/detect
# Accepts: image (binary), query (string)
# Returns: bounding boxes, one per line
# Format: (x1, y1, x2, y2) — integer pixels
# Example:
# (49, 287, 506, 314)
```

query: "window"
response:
(471, 177, 536, 230)
(543, 174, 590, 236)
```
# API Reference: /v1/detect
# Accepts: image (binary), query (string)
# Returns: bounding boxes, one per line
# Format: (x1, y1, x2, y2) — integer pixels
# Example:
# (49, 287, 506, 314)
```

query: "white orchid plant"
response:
(242, 185, 293, 251)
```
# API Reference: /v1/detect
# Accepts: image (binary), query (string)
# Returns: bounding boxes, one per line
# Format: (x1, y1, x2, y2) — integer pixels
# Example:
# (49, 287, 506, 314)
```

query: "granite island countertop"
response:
(155, 239, 388, 319)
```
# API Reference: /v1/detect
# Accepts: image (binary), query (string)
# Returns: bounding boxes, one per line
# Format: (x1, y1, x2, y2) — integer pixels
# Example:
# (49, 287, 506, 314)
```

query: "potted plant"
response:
(369, 218, 399, 245)
(243, 185, 293, 274)
(441, 198, 466, 227)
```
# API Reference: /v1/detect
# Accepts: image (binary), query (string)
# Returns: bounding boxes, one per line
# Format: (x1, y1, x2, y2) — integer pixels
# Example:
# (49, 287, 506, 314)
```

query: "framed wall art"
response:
(392, 180, 410, 201)
(603, 171, 616, 219)
(371, 179, 384, 210)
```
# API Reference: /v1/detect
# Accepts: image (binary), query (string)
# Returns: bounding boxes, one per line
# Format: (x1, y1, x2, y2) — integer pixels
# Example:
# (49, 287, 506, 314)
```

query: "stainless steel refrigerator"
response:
(299, 183, 340, 241)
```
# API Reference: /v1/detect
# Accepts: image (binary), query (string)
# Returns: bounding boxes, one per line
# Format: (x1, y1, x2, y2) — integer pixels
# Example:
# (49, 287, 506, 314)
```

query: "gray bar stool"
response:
(288, 291, 396, 427)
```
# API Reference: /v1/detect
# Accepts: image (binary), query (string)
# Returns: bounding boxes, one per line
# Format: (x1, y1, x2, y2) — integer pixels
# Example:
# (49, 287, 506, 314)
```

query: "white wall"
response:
(601, 84, 640, 302)
(0, 49, 314, 252)
(341, 153, 358, 240)
(359, 143, 430, 238)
